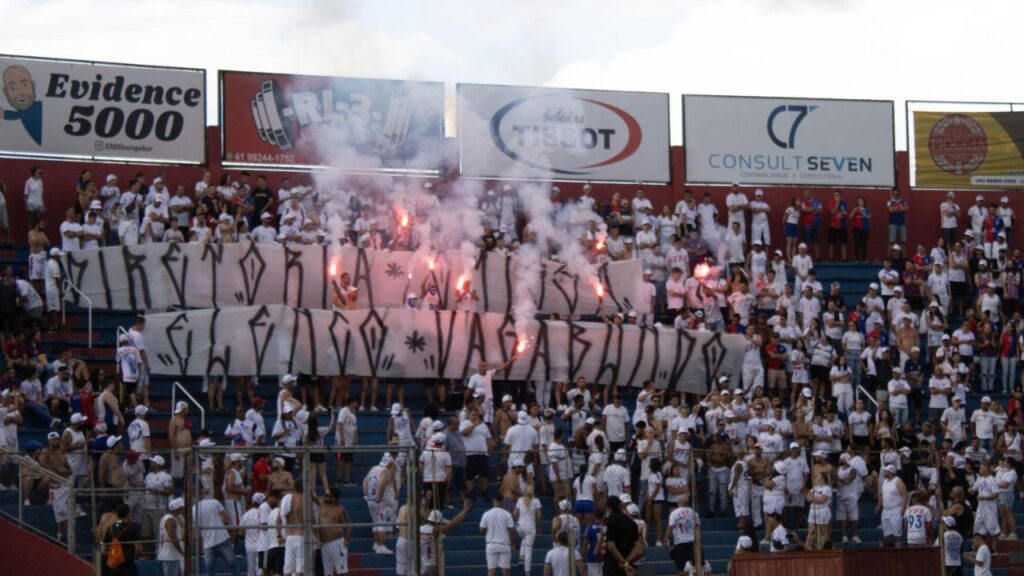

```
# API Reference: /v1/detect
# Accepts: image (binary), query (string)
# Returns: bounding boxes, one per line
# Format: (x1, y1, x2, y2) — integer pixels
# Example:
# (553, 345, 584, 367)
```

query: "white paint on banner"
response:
(144, 305, 745, 393)
(63, 243, 642, 316)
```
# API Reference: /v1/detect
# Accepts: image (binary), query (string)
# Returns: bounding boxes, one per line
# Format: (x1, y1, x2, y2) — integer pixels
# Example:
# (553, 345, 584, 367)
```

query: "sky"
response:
(4, 0, 1022, 149)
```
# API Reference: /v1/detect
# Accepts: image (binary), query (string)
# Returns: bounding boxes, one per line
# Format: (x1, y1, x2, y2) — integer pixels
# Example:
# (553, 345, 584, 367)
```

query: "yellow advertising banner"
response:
(914, 111, 1024, 189)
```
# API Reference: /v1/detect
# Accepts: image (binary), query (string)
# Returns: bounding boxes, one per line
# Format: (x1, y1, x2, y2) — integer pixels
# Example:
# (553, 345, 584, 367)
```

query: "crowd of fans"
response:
(1, 165, 1022, 576)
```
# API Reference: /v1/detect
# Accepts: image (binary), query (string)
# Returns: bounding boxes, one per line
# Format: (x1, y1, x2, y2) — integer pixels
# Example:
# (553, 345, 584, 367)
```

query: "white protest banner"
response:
(64, 243, 642, 316)
(0, 55, 205, 163)
(458, 83, 670, 182)
(683, 95, 895, 186)
(143, 305, 746, 393)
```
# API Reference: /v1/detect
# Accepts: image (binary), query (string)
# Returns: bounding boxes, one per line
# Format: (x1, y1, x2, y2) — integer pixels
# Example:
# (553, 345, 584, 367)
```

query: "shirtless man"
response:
(223, 453, 249, 527)
(27, 219, 49, 294)
(280, 479, 306, 576)
(395, 500, 430, 576)
(746, 446, 769, 533)
(98, 436, 126, 489)
(40, 431, 72, 540)
(267, 457, 295, 493)
(319, 487, 353, 576)
(167, 402, 192, 480)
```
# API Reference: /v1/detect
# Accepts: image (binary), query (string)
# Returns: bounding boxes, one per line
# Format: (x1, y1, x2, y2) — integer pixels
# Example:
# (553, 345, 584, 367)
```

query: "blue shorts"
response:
(573, 500, 596, 515)
(784, 223, 798, 238)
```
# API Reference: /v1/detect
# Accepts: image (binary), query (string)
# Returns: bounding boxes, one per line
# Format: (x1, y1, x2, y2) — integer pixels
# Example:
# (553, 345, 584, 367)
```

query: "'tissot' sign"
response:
(683, 95, 894, 187)
(458, 84, 670, 182)
(0, 54, 205, 163)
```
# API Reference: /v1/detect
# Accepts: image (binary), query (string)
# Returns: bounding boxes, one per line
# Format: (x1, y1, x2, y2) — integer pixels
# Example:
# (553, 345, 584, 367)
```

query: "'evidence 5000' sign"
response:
(458, 84, 670, 182)
(683, 95, 895, 187)
(0, 55, 205, 163)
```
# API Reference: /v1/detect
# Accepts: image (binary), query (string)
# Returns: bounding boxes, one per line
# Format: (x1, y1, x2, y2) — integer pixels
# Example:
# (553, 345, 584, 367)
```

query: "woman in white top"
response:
(830, 356, 854, 415)
(789, 339, 810, 406)
(513, 487, 543, 574)
(647, 457, 666, 546)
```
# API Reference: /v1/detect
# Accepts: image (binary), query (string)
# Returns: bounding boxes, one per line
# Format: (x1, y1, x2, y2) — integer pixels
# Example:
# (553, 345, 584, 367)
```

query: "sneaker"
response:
(760, 538, 769, 545)
(655, 540, 663, 548)
(842, 536, 849, 543)
(851, 536, 862, 544)
(76, 507, 87, 517)
(377, 545, 393, 555)
(314, 405, 327, 413)
(358, 405, 366, 412)
(22, 499, 30, 506)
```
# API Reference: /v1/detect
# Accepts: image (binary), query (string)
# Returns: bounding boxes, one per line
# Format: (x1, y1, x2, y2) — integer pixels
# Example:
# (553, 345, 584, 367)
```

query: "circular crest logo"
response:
(927, 114, 987, 176)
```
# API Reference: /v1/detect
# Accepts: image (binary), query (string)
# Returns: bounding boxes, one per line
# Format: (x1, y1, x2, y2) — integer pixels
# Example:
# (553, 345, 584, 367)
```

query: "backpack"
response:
(106, 524, 129, 570)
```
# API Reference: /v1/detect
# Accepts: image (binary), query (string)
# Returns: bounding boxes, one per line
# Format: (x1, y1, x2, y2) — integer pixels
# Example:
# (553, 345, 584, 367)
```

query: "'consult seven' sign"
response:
(458, 84, 670, 182)
(0, 54, 205, 163)
(683, 95, 894, 187)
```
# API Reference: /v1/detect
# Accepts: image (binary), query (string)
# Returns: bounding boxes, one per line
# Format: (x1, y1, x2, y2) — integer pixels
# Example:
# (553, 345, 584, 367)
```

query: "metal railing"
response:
(62, 279, 93, 349)
(170, 380, 205, 430)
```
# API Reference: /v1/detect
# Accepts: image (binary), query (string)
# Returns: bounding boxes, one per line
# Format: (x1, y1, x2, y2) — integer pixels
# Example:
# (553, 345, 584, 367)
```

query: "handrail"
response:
(857, 384, 879, 409)
(170, 380, 205, 429)
(62, 280, 93, 349)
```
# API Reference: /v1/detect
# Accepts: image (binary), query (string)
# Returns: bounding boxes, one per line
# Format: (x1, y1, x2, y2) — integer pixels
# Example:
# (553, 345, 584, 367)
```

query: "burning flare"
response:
(399, 213, 409, 228)
(594, 281, 605, 299)
(428, 259, 435, 271)
(456, 275, 470, 292)
(694, 262, 711, 281)
(516, 339, 528, 354)
(328, 261, 337, 277)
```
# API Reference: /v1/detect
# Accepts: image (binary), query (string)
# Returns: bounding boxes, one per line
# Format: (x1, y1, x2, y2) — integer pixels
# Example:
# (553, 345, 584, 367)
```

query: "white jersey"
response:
(668, 506, 698, 544)
(808, 485, 832, 524)
(903, 504, 932, 544)
(515, 497, 542, 532)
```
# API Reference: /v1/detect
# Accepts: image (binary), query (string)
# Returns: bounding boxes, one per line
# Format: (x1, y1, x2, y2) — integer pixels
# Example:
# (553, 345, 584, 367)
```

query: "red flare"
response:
(456, 275, 469, 291)
(428, 259, 435, 271)
(328, 261, 337, 277)
(400, 213, 409, 228)
(516, 340, 528, 354)
(595, 240, 605, 251)
(694, 262, 710, 281)
(595, 282, 605, 299)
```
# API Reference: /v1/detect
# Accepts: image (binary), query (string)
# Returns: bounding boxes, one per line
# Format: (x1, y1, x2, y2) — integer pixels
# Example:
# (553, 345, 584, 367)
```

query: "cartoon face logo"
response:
(2, 64, 43, 145)
(3, 66, 36, 111)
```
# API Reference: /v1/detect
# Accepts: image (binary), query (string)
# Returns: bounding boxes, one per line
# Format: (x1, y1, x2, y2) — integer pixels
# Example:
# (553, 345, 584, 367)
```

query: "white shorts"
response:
(763, 497, 784, 516)
(881, 508, 902, 537)
(28, 253, 45, 281)
(486, 544, 512, 570)
(974, 509, 1000, 536)
(587, 563, 603, 576)
(835, 498, 859, 522)
(395, 537, 412, 576)
(51, 484, 70, 523)
(368, 500, 394, 534)
(284, 535, 304, 575)
(732, 491, 750, 516)
(46, 289, 61, 312)
(224, 500, 243, 527)
(784, 491, 805, 507)
(322, 537, 348, 575)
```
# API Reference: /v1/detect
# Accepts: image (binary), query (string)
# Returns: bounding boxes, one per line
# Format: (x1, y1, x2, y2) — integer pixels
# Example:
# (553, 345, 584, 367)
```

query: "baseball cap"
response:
(813, 450, 826, 458)
(260, 212, 273, 220)
(230, 453, 247, 462)
(432, 420, 445, 431)
(899, 446, 912, 455)
(559, 499, 571, 511)
(884, 464, 897, 474)
(752, 239, 763, 246)
(431, 432, 446, 445)
(502, 394, 513, 403)
(737, 535, 754, 551)
(774, 249, 784, 257)
(976, 195, 984, 201)
(168, 498, 185, 511)
(942, 516, 956, 527)
(894, 286, 903, 292)
(428, 510, 445, 523)
(947, 191, 955, 198)
(774, 461, 787, 474)
(869, 282, 879, 290)
(390, 403, 402, 415)
(755, 189, 764, 196)
(1002, 196, 1009, 203)
(982, 396, 992, 403)
(911, 347, 920, 353)
(282, 403, 295, 414)
(789, 442, 800, 450)
(150, 455, 166, 467)
(49, 247, 64, 257)
(252, 493, 267, 505)
(619, 494, 632, 504)
(718, 376, 730, 383)
(47, 431, 60, 440)
(198, 438, 216, 447)
(89, 200, 102, 210)
(723, 410, 735, 419)
(585, 417, 596, 425)
(614, 449, 627, 462)
(626, 504, 641, 516)
(798, 242, 807, 249)
(892, 244, 901, 251)
(642, 269, 652, 275)
(106, 435, 122, 448)
(175, 401, 189, 413)
(281, 374, 298, 386)
(70, 412, 86, 424)
(134, 405, 148, 416)
(802, 388, 813, 398)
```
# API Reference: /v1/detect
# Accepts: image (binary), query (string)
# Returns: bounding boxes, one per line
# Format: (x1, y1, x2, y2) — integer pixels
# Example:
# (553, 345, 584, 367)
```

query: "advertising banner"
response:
(63, 243, 642, 316)
(220, 71, 444, 170)
(914, 111, 1024, 189)
(683, 95, 895, 186)
(458, 84, 670, 182)
(143, 304, 745, 393)
(0, 55, 205, 163)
